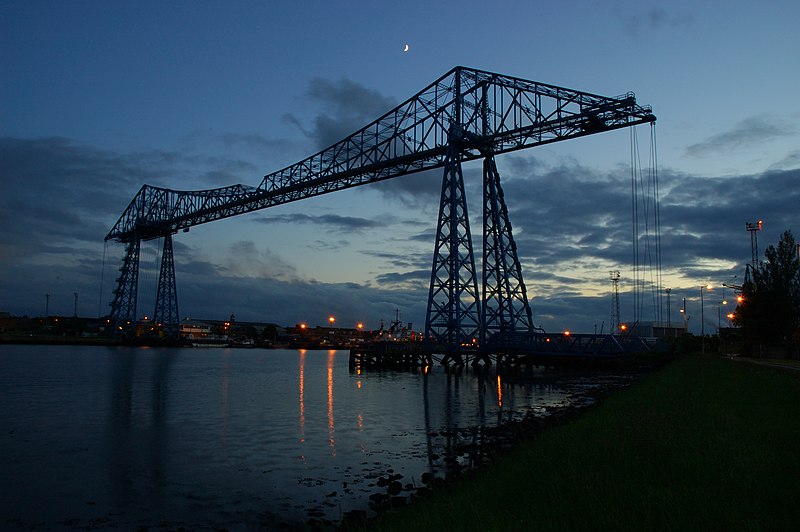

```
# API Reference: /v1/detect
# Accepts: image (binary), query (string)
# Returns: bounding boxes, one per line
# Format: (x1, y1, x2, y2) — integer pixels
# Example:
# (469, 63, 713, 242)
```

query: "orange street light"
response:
(564, 330, 571, 336)
(328, 316, 335, 326)
(300, 323, 307, 330)
(357, 322, 364, 330)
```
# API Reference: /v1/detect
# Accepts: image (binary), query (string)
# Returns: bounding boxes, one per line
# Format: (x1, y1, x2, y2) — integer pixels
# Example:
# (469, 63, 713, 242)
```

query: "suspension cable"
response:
(98, 241, 108, 319)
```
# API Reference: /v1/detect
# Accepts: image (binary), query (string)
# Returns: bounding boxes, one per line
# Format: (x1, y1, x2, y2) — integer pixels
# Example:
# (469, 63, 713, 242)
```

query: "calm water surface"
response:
(1, 345, 618, 529)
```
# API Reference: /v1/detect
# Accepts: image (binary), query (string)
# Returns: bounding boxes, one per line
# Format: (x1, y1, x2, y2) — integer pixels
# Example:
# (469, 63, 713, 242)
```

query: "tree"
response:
(733, 230, 800, 354)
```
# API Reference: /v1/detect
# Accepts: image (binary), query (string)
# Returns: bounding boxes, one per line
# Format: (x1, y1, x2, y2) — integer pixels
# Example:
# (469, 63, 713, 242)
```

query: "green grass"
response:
(370, 355, 800, 531)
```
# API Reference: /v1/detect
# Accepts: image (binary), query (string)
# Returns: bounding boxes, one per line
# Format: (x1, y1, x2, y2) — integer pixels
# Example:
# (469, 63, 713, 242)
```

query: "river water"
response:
(0, 345, 628, 529)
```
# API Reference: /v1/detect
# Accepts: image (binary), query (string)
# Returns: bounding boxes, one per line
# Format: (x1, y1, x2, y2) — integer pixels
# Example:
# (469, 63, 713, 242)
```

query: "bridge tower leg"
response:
(153, 234, 180, 340)
(424, 143, 481, 362)
(109, 237, 141, 338)
(481, 156, 533, 364)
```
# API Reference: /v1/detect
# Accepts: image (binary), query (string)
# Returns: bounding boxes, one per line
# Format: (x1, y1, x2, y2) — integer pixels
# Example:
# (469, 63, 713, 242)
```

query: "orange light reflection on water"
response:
(327, 350, 336, 456)
(298, 349, 305, 444)
(496, 374, 503, 407)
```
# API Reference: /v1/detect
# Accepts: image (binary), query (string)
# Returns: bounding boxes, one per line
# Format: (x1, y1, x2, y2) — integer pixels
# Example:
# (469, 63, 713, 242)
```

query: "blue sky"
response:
(1, 0, 798, 334)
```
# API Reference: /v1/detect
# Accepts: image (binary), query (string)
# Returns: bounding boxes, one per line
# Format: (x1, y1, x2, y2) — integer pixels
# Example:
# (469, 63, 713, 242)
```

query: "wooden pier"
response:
(349, 333, 654, 372)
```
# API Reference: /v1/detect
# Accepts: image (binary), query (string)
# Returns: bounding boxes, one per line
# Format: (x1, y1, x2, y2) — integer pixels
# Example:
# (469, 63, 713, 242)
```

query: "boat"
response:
(191, 334, 229, 348)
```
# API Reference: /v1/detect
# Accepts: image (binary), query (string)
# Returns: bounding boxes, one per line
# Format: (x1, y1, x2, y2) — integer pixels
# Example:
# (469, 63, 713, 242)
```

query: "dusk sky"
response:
(1, 0, 798, 335)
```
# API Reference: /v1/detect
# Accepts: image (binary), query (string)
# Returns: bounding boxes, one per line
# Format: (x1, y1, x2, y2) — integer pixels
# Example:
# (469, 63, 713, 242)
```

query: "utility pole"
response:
(680, 297, 687, 332)
(665, 287, 671, 327)
(73, 292, 78, 318)
(45, 293, 50, 318)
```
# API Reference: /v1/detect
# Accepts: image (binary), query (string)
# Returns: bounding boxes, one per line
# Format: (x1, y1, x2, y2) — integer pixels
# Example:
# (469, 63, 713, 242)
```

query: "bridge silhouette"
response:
(105, 66, 656, 361)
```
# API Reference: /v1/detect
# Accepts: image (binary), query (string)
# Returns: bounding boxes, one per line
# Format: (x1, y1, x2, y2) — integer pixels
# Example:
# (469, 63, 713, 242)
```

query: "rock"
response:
(387, 481, 403, 495)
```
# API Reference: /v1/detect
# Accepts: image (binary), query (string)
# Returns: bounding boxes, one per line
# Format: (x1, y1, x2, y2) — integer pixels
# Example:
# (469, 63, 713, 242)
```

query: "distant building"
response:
(179, 319, 213, 340)
(629, 321, 686, 339)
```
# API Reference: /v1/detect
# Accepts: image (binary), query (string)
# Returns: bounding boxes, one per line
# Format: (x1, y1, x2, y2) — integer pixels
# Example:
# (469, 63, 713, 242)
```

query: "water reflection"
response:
(327, 350, 336, 456)
(298, 349, 305, 444)
(108, 348, 177, 516)
(0, 346, 624, 529)
(497, 374, 503, 407)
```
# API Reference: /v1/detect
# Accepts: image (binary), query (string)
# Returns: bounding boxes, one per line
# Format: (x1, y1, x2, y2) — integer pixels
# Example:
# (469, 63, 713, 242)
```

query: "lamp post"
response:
(665, 288, 672, 327)
(701, 284, 712, 354)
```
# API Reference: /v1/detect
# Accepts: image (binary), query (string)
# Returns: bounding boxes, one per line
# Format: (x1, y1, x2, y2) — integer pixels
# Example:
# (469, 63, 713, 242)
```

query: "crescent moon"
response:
(403, 44, 409, 52)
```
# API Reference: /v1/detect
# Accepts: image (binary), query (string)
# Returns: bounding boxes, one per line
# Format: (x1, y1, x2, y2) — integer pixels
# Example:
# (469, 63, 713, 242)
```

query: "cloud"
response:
(284, 77, 397, 150)
(0, 137, 148, 252)
(769, 149, 800, 171)
(485, 156, 800, 331)
(686, 116, 798, 157)
(254, 212, 382, 233)
(1, 134, 798, 336)
(367, 168, 442, 210)
(624, 7, 694, 38)
(218, 240, 300, 281)
(173, 273, 428, 331)
(374, 269, 429, 286)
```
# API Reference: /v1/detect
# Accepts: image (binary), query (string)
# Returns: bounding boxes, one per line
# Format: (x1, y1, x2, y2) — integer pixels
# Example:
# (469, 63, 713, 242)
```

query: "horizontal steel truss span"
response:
(106, 66, 654, 243)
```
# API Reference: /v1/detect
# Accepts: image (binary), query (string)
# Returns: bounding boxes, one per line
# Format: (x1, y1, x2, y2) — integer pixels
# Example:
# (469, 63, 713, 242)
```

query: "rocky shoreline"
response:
(330, 361, 668, 531)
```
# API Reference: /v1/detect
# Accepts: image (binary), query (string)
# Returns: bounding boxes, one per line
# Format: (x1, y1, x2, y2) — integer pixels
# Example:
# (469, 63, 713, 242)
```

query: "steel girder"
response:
(109, 238, 140, 335)
(424, 143, 481, 349)
(153, 234, 180, 337)
(105, 66, 654, 243)
(481, 156, 533, 345)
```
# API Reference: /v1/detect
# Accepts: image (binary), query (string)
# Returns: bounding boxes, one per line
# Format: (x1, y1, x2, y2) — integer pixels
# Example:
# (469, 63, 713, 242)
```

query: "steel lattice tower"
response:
(424, 143, 481, 350)
(481, 156, 533, 345)
(104, 67, 655, 347)
(153, 234, 180, 338)
(109, 238, 141, 335)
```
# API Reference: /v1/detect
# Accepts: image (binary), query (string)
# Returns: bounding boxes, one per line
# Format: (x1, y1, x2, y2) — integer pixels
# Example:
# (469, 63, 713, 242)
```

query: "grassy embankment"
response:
(370, 355, 800, 531)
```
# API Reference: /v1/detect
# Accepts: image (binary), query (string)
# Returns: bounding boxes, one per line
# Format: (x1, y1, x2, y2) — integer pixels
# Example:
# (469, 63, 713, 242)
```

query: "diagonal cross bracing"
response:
(106, 66, 654, 243)
(482, 156, 533, 345)
(424, 144, 481, 349)
(105, 66, 655, 344)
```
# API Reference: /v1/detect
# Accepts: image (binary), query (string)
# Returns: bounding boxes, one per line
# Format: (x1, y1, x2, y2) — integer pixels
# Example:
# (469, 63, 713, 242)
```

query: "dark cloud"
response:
(686, 116, 797, 157)
(770, 149, 800, 171)
(174, 269, 428, 332)
(374, 269, 430, 288)
(0, 137, 146, 253)
(625, 7, 694, 38)
(279, 77, 443, 210)
(486, 157, 799, 331)
(360, 249, 430, 271)
(367, 168, 442, 210)
(1, 135, 797, 336)
(284, 77, 397, 150)
(254, 212, 382, 233)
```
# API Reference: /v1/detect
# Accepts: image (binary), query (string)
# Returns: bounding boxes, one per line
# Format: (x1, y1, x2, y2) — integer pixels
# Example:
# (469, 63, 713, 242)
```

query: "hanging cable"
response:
(98, 241, 108, 319)
(631, 126, 646, 324)
(650, 123, 663, 324)
(639, 125, 657, 324)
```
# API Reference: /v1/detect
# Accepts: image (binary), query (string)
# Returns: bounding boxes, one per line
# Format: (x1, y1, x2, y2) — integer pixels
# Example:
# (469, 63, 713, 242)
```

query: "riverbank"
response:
(365, 354, 800, 531)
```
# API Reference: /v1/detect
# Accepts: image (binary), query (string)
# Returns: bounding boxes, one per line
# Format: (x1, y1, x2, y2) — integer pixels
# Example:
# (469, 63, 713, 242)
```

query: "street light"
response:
(701, 284, 712, 354)
(328, 316, 335, 326)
